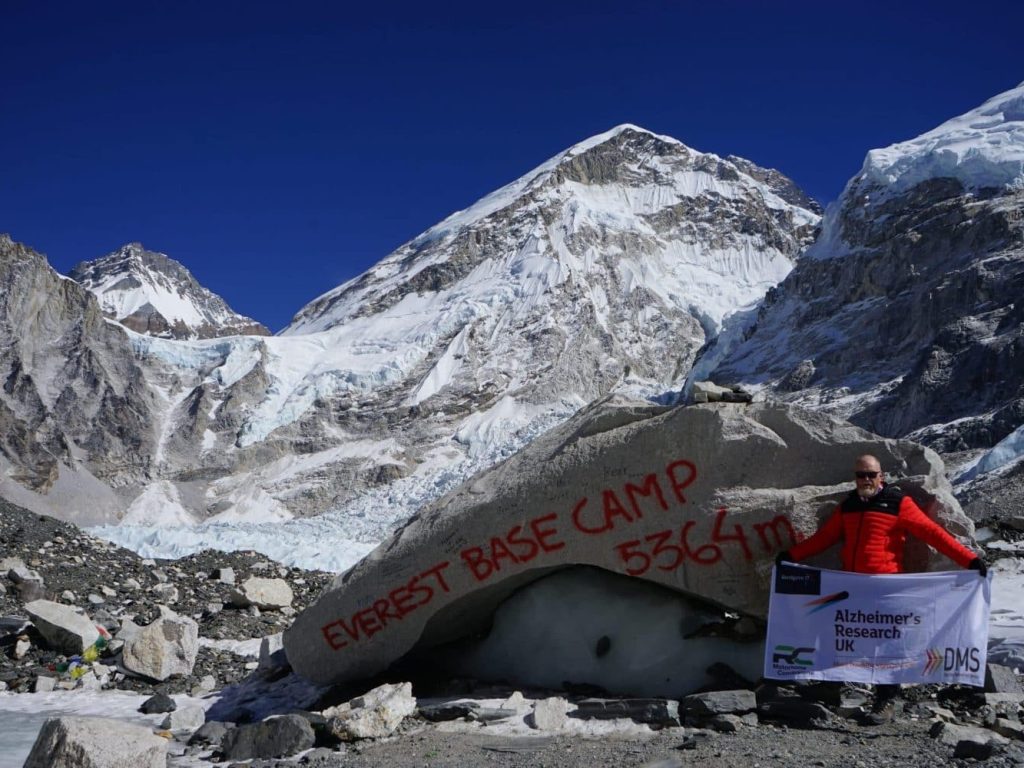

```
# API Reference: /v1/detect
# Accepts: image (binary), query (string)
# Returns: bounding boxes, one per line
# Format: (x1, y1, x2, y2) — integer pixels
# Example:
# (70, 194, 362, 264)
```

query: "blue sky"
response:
(3, 0, 1021, 331)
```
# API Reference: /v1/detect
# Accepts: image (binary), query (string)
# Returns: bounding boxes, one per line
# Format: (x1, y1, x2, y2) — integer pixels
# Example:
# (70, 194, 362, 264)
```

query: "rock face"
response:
(284, 399, 973, 686)
(709, 82, 1024, 460)
(24, 716, 167, 768)
(0, 235, 158, 524)
(70, 243, 270, 339)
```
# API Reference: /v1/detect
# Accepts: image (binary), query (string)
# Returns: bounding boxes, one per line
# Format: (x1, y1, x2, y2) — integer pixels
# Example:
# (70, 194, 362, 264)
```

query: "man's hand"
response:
(775, 550, 792, 566)
(968, 557, 988, 577)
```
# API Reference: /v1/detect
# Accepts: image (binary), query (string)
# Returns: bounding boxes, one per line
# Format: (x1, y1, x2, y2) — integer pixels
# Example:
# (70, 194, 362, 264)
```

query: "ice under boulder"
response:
(437, 566, 763, 697)
(285, 399, 974, 688)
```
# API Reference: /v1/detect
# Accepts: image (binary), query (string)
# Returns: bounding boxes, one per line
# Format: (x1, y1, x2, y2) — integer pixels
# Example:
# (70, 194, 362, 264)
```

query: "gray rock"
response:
(16, 580, 46, 602)
(151, 583, 179, 603)
(139, 692, 176, 714)
(710, 713, 743, 732)
(985, 692, 1024, 706)
(993, 718, 1024, 740)
(24, 716, 167, 768)
(929, 720, 1009, 752)
(213, 567, 235, 585)
(220, 714, 315, 760)
(286, 401, 966, 688)
(986, 663, 1024, 694)
(571, 698, 680, 726)
(683, 690, 757, 716)
(24, 599, 99, 654)
(7, 563, 43, 585)
(418, 701, 481, 722)
(470, 707, 519, 723)
(122, 605, 199, 681)
(34, 675, 56, 693)
(323, 682, 417, 739)
(230, 576, 293, 610)
(188, 720, 233, 746)
(528, 697, 570, 730)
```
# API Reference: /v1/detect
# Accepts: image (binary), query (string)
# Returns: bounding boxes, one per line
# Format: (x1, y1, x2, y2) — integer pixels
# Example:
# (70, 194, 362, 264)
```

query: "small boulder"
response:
(188, 720, 233, 746)
(231, 577, 293, 610)
(220, 714, 315, 760)
(151, 584, 179, 603)
(34, 676, 56, 693)
(139, 692, 177, 714)
(571, 697, 680, 726)
(930, 721, 1008, 753)
(24, 600, 99, 654)
(684, 690, 757, 716)
(986, 664, 1024, 695)
(24, 716, 167, 768)
(528, 697, 570, 730)
(323, 682, 416, 740)
(122, 605, 199, 681)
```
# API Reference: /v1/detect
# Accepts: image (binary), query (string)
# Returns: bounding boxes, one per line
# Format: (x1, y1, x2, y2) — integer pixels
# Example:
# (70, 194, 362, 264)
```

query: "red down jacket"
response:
(788, 484, 976, 574)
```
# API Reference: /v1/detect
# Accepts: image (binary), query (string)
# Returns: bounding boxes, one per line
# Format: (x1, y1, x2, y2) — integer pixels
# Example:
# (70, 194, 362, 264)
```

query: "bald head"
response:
(854, 455, 884, 498)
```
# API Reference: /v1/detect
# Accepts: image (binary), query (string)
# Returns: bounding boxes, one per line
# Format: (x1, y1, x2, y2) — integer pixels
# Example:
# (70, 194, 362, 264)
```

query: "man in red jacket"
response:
(776, 454, 987, 724)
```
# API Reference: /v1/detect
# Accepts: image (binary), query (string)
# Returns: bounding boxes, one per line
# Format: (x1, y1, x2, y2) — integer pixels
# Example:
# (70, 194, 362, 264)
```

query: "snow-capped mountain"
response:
(709, 82, 1024, 470)
(70, 243, 270, 339)
(0, 125, 821, 549)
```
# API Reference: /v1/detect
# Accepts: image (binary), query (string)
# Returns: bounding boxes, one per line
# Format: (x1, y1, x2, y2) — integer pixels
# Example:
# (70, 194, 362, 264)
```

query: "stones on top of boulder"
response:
(220, 714, 315, 761)
(691, 380, 754, 404)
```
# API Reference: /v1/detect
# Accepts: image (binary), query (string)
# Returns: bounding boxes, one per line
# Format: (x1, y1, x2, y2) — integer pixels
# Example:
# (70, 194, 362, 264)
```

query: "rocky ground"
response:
(3, 498, 1024, 767)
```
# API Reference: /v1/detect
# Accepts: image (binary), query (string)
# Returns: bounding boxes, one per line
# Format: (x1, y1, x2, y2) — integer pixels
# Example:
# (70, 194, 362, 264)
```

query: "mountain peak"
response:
(70, 246, 270, 339)
(857, 81, 1024, 199)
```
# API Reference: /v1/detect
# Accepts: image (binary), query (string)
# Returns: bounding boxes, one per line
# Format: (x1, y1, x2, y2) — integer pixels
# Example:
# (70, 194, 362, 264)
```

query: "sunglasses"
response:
(855, 471, 880, 479)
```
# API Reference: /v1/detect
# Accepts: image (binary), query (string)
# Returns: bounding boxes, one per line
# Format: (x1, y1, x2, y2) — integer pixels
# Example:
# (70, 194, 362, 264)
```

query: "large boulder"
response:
(24, 600, 99, 655)
(122, 605, 199, 681)
(285, 399, 974, 686)
(24, 716, 167, 768)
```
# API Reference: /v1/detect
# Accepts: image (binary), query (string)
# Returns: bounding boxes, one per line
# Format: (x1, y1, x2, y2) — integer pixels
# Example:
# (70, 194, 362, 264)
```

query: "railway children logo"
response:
(772, 644, 815, 673)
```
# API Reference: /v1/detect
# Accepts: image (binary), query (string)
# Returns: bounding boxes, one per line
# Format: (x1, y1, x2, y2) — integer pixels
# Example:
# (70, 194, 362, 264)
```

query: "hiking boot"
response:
(860, 696, 899, 726)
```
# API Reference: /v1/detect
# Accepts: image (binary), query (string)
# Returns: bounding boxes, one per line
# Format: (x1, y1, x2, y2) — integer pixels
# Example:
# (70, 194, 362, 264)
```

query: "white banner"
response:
(765, 563, 991, 685)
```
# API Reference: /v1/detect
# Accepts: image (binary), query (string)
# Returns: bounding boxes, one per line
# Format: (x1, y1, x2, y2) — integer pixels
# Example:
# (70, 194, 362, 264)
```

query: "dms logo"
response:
(925, 647, 982, 674)
(772, 645, 814, 670)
